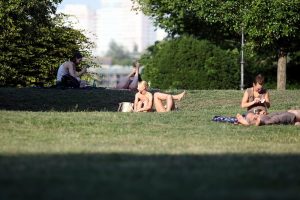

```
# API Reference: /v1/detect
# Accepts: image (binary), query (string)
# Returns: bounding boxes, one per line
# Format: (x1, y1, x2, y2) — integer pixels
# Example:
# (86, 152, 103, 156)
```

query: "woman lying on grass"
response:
(133, 81, 185, 112)
(212, 108, 267, 124)
(116, 61, 142, 90)
(236, 110, 300, 126)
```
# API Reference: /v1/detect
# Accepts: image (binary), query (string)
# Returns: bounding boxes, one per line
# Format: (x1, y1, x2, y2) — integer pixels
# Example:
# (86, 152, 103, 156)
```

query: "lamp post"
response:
(240, 27, 245, 90)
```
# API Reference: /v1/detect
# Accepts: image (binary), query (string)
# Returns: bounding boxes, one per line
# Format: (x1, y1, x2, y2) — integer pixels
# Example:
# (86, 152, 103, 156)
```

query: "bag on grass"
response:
(118, 102, 133, 112)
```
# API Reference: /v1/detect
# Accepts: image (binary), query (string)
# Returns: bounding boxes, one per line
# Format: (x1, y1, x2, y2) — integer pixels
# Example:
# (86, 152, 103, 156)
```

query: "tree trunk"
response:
(277, 51, 287, 90)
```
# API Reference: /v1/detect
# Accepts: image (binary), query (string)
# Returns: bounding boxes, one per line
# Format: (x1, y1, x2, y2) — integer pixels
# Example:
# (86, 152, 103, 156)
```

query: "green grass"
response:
(1, 88, 300, 200)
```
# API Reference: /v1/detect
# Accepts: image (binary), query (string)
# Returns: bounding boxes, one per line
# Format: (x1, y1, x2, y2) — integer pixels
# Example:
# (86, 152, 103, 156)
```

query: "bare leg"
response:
(129, 65, 139, 90)
(172, 91, 186, 101)
(116, 68, 136, 89)
(116, 77, 130, 89)
(128, 74, 139, 90)
(136, 101, 143, 111)
(154, 92, 174, 112)
(142, 99, 150, 112)
(165, 94, 173, 112)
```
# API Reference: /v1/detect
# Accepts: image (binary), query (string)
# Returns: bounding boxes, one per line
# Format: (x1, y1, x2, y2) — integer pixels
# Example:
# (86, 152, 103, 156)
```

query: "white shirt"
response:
(56, 63, 69, 81)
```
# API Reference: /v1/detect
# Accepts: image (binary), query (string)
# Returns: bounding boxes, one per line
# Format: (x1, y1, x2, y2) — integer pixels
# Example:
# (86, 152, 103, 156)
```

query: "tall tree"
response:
(132, 0, 300, 90)
(0, 0, 93, 86)
(105, 40, 136, 66)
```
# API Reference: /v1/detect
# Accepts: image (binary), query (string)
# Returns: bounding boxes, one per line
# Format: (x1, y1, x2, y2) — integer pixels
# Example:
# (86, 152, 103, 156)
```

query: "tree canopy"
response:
(105, 40, 134, 66)
(0, 0, 93, 86)
(133, 0, 300, 89)
(133, 0, 300, 50)
(141, 36, 240, 89)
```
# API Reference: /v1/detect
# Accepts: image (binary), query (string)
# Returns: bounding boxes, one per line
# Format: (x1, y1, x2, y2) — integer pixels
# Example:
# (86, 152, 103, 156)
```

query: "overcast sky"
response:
(58, 0, 100, 9)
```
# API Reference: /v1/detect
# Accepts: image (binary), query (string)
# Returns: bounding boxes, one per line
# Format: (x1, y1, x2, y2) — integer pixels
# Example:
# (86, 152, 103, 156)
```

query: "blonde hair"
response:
(138, 81, 148, 89)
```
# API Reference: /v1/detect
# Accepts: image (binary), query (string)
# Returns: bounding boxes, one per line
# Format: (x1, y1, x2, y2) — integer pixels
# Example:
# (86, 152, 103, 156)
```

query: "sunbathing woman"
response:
(116, 61, 141, 90)
(241, 74, 270, 114)
(134, 81, 153, 112)
(236, 110, 300, 126)
(153, 91, 185, 112)
(133, 81, 186, 112)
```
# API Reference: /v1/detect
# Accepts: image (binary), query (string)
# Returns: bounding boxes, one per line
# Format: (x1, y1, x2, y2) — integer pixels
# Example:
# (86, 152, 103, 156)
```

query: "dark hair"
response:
(253, 74, 265, 85)
(70, 52, 83, 63)
(132, 61, 138, 67)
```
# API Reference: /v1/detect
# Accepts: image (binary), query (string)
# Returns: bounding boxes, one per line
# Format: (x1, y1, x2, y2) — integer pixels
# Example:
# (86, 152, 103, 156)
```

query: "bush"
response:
(141, 36, 240, 89)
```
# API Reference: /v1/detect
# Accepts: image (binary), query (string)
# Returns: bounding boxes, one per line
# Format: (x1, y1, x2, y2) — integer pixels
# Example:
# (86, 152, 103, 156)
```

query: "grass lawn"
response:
(0, 88, 300, 200)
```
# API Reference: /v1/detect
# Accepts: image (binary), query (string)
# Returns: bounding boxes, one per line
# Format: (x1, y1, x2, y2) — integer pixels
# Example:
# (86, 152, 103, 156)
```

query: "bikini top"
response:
(246, 87, 268, 113)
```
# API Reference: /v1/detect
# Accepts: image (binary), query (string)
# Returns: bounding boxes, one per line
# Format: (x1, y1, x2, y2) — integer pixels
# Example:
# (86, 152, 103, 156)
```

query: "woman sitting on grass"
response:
(241, 74, 270, 114)
(134, 81, 153, 112)
(133, 81, 186, 112)
(56, 52, 87, 88)
(236, 110, 300, 126)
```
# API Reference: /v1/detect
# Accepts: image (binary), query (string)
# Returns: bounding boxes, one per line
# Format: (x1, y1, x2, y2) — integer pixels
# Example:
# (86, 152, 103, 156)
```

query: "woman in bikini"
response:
(116, 61, 141, 90)
(134, 81, 153, 112)
(153, 91, 185, 112)
(133, 81, 186, 112)
(241, 74, 270, 114)
(237, 110, 300, 126)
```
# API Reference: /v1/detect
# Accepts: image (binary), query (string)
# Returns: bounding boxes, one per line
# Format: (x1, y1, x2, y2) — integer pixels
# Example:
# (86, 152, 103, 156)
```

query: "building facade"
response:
(59, 0, 166, 56)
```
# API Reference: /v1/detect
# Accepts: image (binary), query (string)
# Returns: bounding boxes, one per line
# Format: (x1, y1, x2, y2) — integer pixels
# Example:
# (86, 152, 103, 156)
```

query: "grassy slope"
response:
(0, 88, 300, 200)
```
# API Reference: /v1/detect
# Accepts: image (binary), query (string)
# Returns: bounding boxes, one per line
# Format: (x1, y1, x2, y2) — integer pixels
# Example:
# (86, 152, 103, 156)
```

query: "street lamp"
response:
(240, 27, 245, 90)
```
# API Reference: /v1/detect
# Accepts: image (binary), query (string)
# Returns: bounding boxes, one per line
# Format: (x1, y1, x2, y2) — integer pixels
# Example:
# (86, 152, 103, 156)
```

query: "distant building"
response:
(58, 5, 98, 53)
(58, 0, 167, 56)
(97, 0, 158, 56)
(88, 65, 133, 88)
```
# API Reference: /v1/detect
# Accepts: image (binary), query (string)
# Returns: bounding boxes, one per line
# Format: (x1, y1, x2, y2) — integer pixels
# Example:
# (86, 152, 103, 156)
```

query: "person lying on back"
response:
(236, 110, 300, 126)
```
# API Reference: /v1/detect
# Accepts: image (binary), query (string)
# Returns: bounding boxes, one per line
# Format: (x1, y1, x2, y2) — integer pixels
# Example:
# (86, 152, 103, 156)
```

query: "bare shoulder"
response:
(62, 61, 72, 69)
(242, 89, 249, 99)
(146, 92, 153, 98)
(245, 87, 252, 95)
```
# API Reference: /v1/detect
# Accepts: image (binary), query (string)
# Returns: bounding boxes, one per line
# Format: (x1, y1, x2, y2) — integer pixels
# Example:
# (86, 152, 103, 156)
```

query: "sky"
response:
(58, 0, 100, 9)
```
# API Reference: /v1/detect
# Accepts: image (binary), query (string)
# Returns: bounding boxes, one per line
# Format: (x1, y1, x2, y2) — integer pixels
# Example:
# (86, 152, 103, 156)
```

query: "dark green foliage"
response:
(133, 0, 300, 89)
(240, 48, 300, 89)
(134, 0, 300, 52)
(286, 51, 300, 89)
(0, 0, 93, 87)
(141, 36, 240, 89)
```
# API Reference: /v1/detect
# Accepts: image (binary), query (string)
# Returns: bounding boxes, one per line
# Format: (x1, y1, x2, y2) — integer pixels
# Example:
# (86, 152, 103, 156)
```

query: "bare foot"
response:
(236, 113, 249, 126)
(173, 91, 186, 101)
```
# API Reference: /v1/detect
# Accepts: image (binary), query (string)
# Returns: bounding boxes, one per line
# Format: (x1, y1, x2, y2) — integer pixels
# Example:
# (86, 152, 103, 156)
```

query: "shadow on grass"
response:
(0, 88, 135, 112)
(1, 153, 300, 200)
